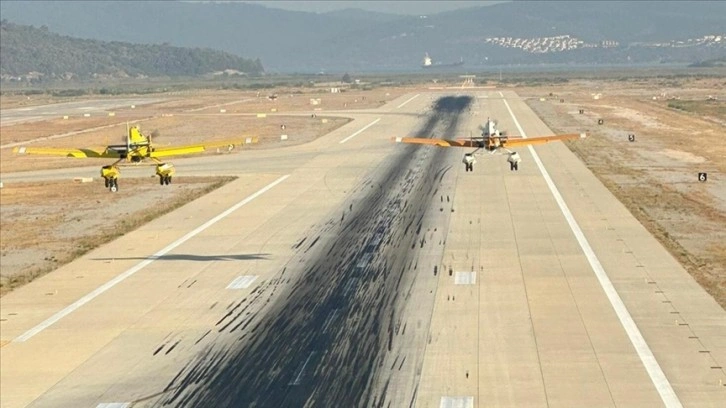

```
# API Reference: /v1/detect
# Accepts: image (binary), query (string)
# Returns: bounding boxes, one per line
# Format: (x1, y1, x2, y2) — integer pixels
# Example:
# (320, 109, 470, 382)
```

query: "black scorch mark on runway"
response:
(157, 96, 472, 408)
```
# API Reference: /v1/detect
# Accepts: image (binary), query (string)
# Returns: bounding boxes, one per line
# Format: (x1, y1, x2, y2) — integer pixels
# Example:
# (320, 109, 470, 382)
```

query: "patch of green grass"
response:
(666, 99, 725, 118)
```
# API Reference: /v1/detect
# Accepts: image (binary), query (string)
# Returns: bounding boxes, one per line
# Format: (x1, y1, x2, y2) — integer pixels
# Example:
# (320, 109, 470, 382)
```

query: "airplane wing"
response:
(148, 137, 258, 158)
(392, 137, 479, 147)
(393, 133, 585, 148)
(12, 137, 259, 159)
(12, 146, 119, 158)
(500, 133, 586, 147)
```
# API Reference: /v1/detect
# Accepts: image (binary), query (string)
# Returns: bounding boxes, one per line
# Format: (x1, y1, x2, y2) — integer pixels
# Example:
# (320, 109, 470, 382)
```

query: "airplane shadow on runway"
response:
(91, 253, 269, 262)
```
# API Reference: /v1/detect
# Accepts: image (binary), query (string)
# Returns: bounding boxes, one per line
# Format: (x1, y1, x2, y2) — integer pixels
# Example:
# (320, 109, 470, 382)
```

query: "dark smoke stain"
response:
(156, 96, 473, 408)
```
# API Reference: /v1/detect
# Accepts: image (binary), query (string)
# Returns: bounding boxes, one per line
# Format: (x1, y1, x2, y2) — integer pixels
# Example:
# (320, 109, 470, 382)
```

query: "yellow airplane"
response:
(393, 118, 586, 172)
(13, 124, 258, 192)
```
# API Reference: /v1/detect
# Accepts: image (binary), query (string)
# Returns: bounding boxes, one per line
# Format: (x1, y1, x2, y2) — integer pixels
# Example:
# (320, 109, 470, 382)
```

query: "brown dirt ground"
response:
(520, 76, 725, 309)
(0, 176, 235, 295)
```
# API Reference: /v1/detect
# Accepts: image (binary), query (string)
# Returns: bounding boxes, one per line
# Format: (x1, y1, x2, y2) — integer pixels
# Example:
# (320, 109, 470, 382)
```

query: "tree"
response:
(341, 73, 352, 83)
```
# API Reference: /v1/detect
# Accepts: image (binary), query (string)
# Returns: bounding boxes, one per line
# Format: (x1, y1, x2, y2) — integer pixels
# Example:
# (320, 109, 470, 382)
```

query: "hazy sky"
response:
(241, 1, 507, 15)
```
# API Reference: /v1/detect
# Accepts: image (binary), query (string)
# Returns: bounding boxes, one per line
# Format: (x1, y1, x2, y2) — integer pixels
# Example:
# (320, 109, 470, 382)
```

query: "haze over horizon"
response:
(239, 1, 508, 15)
(2, 0, 723, 74)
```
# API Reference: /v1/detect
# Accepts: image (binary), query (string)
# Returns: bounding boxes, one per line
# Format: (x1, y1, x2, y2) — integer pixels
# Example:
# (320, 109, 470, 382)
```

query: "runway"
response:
(1, 91, 724, 407)
(0, 98, 166, 127)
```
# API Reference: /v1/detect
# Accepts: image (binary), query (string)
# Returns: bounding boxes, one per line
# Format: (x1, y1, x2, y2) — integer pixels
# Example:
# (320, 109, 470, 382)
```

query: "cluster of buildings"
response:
(484, 34, 724, 54)
(633, 34, 724, 48)
(484, 35, 597, 53)
(1, 71, 47, 82)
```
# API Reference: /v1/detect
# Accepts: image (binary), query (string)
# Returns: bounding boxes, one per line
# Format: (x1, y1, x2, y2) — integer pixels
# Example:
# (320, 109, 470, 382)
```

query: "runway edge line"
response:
(501, 91, 683, 408)
(14, 175, 290, 343)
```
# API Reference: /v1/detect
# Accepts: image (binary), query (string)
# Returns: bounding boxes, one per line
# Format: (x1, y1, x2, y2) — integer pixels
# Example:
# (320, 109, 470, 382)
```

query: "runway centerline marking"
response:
(339, 118, 380, 144)
(500, 91, 682, 408)
(290, 351, 317, 385)
(397, 93, 420, 108)
(14, 175, 290, 343)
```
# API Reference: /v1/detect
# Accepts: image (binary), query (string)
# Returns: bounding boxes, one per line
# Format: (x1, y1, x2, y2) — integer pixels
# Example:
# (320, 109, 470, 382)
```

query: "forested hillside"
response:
(1, 1, 725, 72)
(0, 20, 264, 82)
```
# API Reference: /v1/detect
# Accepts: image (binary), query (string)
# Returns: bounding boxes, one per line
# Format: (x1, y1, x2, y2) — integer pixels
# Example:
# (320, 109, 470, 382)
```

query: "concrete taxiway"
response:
(1, 91, 724, 407)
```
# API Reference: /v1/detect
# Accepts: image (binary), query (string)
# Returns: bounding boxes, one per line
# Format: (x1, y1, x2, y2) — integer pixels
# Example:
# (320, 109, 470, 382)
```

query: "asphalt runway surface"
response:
(157, 96, 468, 407)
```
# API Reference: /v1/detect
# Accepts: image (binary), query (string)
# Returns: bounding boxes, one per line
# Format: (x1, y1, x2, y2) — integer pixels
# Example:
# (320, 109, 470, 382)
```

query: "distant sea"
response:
(276, 62, 695, 75)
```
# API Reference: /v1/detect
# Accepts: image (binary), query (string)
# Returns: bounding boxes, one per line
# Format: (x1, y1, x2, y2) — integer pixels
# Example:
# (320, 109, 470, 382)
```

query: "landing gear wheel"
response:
(104, 178, 109, 188)
(160, 176, 165, 186)
(165, 176, 171, 185)
(110, 180, 118, 192)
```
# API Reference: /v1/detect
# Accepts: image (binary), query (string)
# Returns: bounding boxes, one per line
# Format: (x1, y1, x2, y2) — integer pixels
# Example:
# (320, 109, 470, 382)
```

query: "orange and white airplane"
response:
(393, 118, 586, 172)
(13, 124, 257, 192)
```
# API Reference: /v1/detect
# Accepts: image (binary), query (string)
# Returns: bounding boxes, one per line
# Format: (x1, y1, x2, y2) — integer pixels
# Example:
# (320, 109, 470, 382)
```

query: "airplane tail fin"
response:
(128, 126, 149, 146)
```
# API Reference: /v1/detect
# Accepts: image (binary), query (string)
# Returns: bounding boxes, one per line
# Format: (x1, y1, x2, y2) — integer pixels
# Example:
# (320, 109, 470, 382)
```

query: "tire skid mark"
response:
(158, 96, 473, 407)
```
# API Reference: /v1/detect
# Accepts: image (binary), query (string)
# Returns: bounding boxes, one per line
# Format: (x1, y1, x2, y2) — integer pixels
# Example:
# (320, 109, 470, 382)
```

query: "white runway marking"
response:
(454, 272, 476, 285)
(226, 275, 258, 289)
(439, 396, 474, 408)
(14, 175, 290, 343)
(339, 118, 380, 144)
(322, 309, 339, 334)
(500, 91, 683, 407)
(96, 403, 130, 408)
(290, 351, 317, 385)
(397, 93, 420, 108)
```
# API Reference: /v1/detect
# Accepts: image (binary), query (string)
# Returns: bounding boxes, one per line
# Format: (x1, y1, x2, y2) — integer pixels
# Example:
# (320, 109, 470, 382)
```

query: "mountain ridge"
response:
(0, 20, 264, 82)
(1, 1, 724, 73)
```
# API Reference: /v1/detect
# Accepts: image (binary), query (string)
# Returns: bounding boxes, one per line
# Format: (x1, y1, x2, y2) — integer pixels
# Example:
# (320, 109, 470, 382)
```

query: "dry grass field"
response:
(521, 76, 725, 308)
(0, 176, 235, 295)
(1, 78, 724, 311)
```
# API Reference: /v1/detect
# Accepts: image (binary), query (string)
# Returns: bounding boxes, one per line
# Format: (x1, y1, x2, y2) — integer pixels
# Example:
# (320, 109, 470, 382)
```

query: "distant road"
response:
(0, 98, 165, 126)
